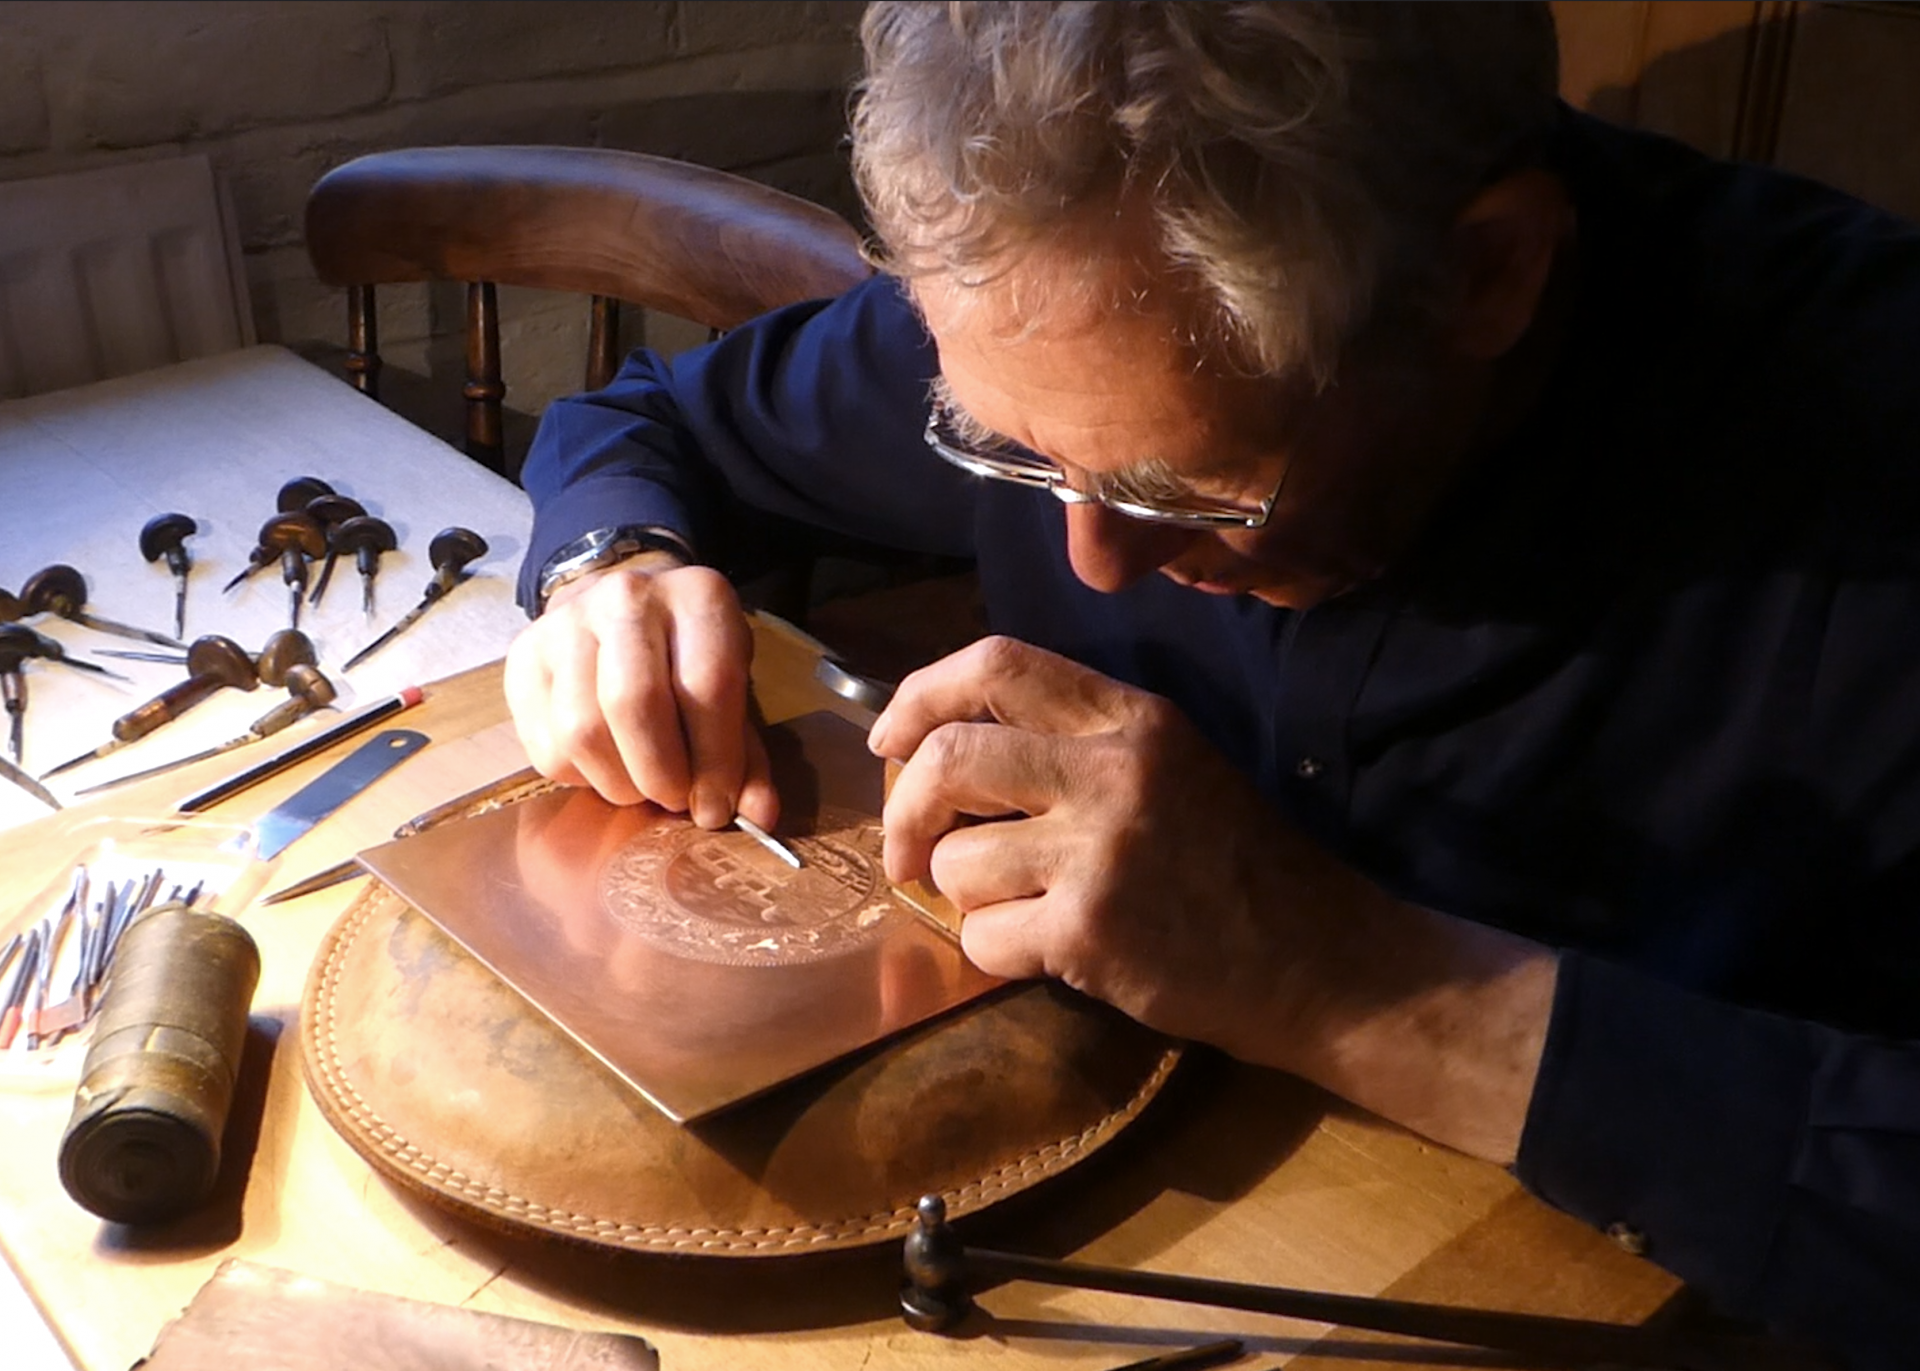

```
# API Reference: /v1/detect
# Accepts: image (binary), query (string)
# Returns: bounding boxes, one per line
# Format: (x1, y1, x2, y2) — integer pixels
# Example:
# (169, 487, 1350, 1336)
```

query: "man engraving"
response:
(507, 6, 1920, 1363)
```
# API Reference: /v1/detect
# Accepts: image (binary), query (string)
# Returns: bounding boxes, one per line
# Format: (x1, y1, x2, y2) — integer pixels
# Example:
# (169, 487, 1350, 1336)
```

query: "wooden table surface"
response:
(0, 633, 1680, 1370)
(0, 351, 1681, 1370)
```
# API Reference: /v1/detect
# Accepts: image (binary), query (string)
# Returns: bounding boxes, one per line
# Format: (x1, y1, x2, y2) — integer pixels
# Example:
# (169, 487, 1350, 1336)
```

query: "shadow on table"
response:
(959, 1314, 1561, 1368)
(294, 343, 541, 483)
(379, 1049, 1328, 1334)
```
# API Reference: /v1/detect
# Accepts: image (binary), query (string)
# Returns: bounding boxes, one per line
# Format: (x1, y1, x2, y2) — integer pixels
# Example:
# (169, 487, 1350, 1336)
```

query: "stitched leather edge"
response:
(302, 882, 1184, 1254)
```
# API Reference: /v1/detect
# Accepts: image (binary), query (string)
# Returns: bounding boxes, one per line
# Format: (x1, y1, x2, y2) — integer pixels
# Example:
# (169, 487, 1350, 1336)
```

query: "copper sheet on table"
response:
(356, 712, 1004, 1123)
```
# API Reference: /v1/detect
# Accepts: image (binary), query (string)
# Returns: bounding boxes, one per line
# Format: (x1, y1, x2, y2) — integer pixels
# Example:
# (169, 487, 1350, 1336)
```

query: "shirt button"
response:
(1606, 1222, 1649, 1256)
(1294, 756, 1325, 780)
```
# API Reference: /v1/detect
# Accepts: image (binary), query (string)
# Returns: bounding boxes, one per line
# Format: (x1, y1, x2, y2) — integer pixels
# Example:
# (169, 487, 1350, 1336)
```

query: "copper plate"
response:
(356, 713, 1004, 1122)
(301, 880, 1184, 1256)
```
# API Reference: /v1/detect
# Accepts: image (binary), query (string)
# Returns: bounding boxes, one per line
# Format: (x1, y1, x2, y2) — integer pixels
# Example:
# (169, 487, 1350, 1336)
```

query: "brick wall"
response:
(0, 0, 869, 466)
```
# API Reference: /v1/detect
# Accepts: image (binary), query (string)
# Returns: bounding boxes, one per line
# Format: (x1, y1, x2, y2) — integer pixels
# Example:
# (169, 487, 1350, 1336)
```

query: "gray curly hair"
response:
(852, 2, 1560, 386)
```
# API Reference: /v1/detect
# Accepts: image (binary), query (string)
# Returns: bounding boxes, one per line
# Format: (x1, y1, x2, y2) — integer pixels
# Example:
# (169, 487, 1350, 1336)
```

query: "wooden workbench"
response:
(0, 617, 1680, 1370)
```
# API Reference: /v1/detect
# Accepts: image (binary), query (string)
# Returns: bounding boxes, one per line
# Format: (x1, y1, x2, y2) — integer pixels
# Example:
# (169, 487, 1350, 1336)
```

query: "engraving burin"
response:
(600, 806, 901, 965)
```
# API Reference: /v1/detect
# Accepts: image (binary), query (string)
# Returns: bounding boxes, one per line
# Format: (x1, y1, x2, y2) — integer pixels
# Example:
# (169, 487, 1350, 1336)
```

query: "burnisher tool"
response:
(341, 527, 489, 671)
(302, 493, 368, 608)
(17, 564, 186, 649)
(329, 514, 396, 618)
(139, 512, 199, 642)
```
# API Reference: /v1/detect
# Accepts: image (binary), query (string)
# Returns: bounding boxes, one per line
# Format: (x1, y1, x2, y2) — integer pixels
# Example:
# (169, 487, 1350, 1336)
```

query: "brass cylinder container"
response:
(58, 902, 261, 1224)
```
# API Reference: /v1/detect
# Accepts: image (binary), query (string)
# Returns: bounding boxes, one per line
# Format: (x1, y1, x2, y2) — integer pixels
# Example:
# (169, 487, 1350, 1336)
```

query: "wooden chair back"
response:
(304, 145, 872, 472)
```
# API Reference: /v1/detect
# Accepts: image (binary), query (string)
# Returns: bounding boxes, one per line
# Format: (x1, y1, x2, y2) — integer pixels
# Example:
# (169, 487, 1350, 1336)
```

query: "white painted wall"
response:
(0, 1, 867, 465)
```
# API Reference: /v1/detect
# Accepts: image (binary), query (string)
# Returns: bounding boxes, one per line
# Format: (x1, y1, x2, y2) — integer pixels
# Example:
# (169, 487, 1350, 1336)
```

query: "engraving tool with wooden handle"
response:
(340, 527, 489, 671)
(41, 636, 260, 779)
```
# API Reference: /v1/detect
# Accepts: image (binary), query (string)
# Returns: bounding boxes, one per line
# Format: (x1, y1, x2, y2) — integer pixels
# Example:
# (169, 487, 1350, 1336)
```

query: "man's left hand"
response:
(871, 634, 1352, 1055)
(869, 635, 1558, 1164)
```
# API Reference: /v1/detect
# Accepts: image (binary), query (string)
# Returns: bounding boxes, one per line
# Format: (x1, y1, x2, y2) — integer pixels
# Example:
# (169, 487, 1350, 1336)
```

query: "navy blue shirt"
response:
(519, 110, 1920, 1366)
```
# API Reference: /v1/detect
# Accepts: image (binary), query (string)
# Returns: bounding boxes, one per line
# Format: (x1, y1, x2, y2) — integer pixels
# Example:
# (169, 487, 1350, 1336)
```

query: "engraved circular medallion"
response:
(599, 806, 901, 965)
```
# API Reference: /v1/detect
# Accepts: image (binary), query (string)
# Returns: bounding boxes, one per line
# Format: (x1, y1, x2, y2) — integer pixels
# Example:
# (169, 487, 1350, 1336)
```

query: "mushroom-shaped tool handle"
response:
(255, 513, 327, 626)
(19, 564, 88, 618)
(257, 512, 328, 564)
(139, 513, 199, 640)
(138, 513, 198, 572)
(21, 564, 184, 649)
(423, 527, 490, 599)
(111, 635, 259, 744)
(0, 622, 40, 671)
(275, 475, 335, 513)
(254, 629, 317, 688)
(339, 526, 490, 672)
(303, 495, 369, 608)
(248, 662, 337, 737)
(303, 494, 365, 529)
(333, 515, 397, 616)
(0, 622, 121, 678)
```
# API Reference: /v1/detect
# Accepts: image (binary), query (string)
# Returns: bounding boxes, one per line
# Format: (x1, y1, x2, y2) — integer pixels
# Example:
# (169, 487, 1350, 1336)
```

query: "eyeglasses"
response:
(922, 399, 1285, 529)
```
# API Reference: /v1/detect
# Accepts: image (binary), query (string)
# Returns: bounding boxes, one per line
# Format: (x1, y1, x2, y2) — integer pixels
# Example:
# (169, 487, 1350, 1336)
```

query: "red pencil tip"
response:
(398, 685, 424, 707)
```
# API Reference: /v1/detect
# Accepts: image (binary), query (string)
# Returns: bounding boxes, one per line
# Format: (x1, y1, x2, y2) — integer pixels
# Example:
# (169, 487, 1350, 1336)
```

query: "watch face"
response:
(540, 534, 619, 605)
(539, 528, 690, 611)
(570, 531, 620, 566)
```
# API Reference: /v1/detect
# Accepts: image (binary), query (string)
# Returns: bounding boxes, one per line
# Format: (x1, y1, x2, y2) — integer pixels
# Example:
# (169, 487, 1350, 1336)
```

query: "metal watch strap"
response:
(534, 525, 692, 614)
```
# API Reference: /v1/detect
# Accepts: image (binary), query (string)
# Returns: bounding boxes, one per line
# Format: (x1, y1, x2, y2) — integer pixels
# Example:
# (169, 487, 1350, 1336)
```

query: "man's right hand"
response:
(503, 555, 776, 830)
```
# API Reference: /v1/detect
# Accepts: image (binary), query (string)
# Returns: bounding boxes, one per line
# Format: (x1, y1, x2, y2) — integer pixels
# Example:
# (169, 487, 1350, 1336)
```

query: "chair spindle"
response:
(346, 283, 381, 401)
(462, 281, 506, 473)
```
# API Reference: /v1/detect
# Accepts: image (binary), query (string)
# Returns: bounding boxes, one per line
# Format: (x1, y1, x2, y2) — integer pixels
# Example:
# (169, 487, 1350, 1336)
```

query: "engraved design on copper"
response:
(599, 805, 903, 965)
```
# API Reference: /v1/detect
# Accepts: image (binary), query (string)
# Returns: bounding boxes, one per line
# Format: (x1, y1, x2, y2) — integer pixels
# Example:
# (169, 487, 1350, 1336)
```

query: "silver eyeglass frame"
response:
(921, 403, 1283, 529)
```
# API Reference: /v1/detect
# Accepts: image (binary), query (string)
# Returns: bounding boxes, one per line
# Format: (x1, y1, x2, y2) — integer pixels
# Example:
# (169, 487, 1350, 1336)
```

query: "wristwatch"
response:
(533, 524, 692, 614)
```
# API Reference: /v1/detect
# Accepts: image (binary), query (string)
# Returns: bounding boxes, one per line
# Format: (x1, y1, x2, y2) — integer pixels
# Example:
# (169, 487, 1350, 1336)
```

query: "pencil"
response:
(176, 685, 425, 813)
